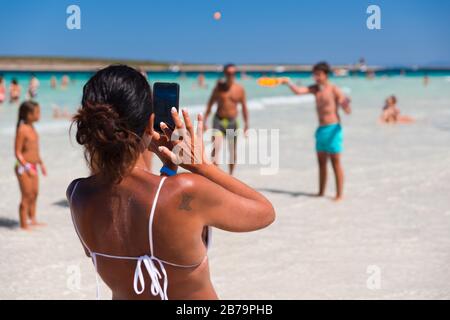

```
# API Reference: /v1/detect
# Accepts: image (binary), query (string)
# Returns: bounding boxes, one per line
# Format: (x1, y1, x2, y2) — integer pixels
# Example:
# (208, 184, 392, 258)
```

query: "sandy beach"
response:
(1, 74, 449, 299)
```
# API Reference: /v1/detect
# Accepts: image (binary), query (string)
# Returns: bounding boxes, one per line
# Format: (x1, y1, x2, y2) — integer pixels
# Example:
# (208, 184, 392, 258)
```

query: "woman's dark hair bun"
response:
(72, 65, 153, 183)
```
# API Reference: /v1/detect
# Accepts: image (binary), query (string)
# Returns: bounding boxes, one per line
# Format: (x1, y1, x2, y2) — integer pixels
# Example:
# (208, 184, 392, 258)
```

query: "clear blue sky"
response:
(0, 0, 449, 66)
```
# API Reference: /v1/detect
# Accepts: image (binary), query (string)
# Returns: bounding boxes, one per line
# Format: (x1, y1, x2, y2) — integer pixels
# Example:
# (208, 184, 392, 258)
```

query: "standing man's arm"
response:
(241, 88, 249, 135)
(280, 78, 311, 95)
(204, 86, 218, 130)
(334, 86, 352, 114)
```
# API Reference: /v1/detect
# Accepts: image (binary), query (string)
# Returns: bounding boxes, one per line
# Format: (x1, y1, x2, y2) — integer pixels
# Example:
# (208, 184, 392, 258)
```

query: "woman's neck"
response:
(134, 151, 152, 171)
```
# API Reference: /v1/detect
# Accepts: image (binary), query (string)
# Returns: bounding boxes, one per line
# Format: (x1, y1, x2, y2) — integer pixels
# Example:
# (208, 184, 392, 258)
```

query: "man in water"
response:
(194, 73, 207, 89)
(204, 64, 249, 175)
(280, 62, 352, 201)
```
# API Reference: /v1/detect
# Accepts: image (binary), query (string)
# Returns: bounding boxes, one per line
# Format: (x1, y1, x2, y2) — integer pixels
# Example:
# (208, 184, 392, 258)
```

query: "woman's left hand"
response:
(147, 118, 179, 171)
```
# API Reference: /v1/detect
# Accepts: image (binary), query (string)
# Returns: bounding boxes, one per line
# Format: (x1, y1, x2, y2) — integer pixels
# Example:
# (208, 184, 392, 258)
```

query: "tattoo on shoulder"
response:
(179, 193, 194, 211)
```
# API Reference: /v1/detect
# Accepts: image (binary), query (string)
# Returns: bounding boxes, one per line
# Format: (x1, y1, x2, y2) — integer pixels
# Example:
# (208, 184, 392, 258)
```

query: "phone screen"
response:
(153, 82, 180, 132)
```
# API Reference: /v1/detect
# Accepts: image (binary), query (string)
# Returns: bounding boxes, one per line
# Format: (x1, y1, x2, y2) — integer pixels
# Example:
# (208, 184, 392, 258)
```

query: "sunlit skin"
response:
(204, 66, 249, 175)
(61, 75, 70, 89)
(15, 105, 47, 230)
(50, 76, 57, 89)
(68, 110, 275, 300)
(380, 96, 414, 124)
(0, 79, 5, 103)
(280, 71, 351, 201)
(9, 81, 21, 103)
(28, 76, 40, 98)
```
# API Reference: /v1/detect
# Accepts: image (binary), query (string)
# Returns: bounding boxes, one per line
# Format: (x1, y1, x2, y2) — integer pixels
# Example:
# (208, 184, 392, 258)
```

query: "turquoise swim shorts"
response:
(315, 123, 343, 154)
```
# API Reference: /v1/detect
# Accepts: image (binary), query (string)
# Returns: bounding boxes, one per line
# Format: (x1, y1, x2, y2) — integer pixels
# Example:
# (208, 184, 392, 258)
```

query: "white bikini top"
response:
(69, 176, 211, 300)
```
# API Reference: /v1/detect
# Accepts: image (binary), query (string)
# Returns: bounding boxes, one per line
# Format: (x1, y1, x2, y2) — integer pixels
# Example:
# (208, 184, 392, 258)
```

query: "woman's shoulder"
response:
(163, 172, 211, 193)
(66, 177, 88, 203)
(156, 173, 214, 210)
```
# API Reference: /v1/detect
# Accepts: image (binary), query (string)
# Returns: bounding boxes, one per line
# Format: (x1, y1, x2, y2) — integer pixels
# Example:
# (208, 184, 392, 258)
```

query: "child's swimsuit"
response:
(315, 123, 343, 154)
(15, 161, 37, 175)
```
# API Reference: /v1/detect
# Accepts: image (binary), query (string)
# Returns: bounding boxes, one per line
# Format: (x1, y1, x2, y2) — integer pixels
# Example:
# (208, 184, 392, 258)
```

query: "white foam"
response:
(185, 93, 323, 113)
(185, 88, 351, 113)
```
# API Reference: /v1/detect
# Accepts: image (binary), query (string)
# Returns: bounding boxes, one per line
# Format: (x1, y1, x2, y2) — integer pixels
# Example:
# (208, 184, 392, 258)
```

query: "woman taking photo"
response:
(68, 65, 275, 300)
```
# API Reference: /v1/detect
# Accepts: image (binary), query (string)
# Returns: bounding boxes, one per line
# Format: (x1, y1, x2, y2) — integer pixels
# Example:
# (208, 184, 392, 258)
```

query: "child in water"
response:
(380, 95, 414, 124)
(14, 101, 47, 230)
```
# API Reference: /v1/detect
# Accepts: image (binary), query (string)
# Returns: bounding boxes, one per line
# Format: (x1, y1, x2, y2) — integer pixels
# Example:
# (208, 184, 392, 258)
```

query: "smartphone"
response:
(153, 82, 180, 132)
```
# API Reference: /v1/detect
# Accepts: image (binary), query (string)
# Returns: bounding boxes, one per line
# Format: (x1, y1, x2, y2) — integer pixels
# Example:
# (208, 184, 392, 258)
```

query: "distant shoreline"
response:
(0, 56, 449, 72)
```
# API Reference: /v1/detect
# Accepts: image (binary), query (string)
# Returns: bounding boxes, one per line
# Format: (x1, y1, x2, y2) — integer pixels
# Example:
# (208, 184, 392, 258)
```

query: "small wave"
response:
(185, 93, 323, 113)
(433, 121, 450, 132)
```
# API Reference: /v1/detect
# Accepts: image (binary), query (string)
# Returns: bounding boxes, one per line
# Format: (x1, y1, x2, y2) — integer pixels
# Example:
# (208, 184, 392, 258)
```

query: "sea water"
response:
(0, 70, 449, 137)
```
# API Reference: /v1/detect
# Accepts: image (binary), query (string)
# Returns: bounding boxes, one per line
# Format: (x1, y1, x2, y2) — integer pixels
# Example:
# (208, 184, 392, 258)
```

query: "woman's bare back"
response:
(69, 170, 218, 300)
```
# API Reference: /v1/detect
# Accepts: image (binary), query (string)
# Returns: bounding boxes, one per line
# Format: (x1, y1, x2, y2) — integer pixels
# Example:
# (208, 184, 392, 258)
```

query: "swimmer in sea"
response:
(27, 74, 40, 99)
(50, 76, 57, 89)
(52, 104, 73, 120)
(9, 78, 21, 103)
(196, 73, 208, 89)
(423, 74, 429, 87)
(61, 75, 70, 89)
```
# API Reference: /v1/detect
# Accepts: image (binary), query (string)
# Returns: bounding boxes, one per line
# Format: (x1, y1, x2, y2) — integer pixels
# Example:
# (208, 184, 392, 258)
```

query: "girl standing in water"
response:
(15, 101, 47, 230)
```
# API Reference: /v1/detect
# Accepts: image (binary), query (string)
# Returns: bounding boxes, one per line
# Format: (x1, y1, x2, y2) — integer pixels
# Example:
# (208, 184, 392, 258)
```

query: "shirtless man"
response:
(280, 62, 352, 201)
(50, 76, 57, 89)
(15, 101, 47, 230)
(9, 78, 21, 103)
(61, 75, 70, 89)
(204, 64, 249, 175)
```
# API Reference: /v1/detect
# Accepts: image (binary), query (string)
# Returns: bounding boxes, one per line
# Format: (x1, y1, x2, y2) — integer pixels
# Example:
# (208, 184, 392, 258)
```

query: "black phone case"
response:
(153, 82, 180, 133)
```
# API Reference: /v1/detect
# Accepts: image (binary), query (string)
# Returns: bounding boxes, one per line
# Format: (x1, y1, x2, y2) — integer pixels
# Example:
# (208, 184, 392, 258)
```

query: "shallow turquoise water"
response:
(0, 70, 449, 135)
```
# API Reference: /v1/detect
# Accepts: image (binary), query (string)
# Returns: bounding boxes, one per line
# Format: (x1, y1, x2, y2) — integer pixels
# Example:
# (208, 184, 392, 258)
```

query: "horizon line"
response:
(1, 55, 450, 72)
